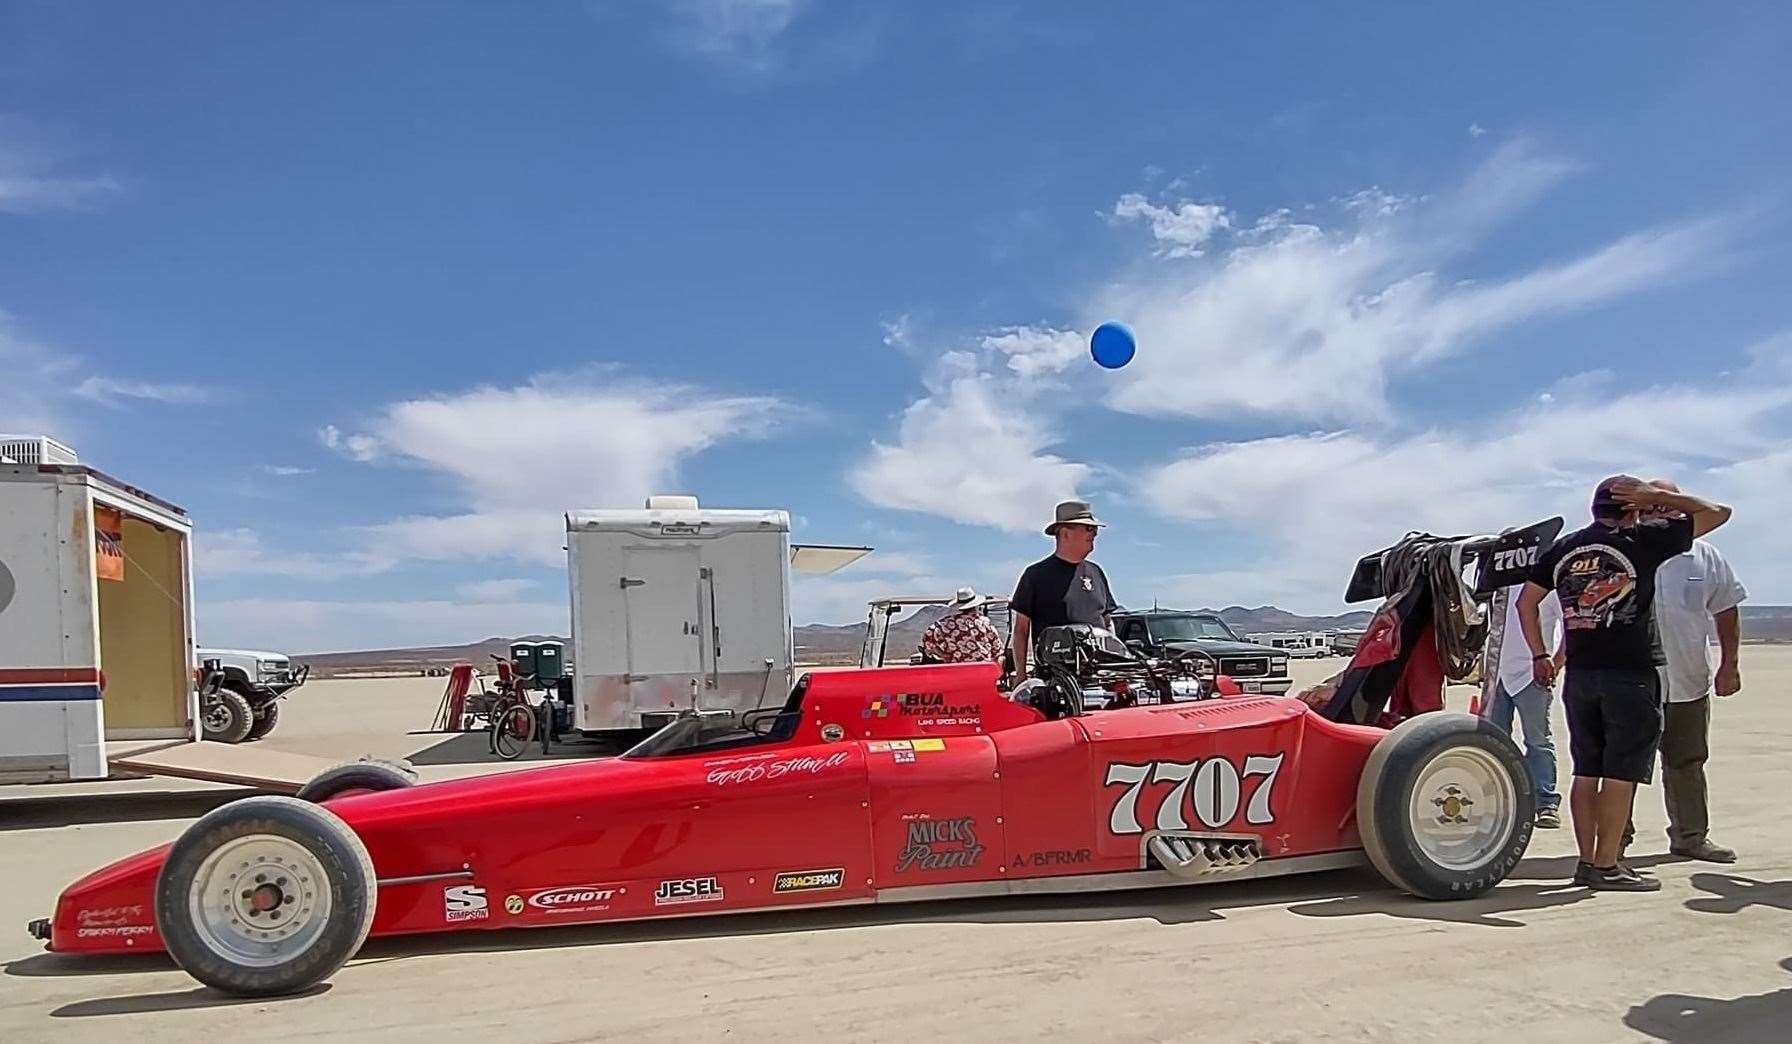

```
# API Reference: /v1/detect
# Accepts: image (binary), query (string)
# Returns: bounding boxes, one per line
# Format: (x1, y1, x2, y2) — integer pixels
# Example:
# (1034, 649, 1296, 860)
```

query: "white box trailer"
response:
(0, 462, 199, 782)
(566, 496, 868, 735)
(0, 457, 341, 791)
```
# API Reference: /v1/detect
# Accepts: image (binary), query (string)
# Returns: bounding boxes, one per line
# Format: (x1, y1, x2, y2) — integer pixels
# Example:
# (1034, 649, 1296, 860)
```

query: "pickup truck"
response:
(1110, 609, 1293, 695)
(195, 647, 309, 743)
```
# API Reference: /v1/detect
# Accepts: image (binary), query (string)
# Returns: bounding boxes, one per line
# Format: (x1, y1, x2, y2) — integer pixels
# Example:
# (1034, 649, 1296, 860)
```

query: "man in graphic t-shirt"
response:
(1009, 500, 1118, 682)
(1517, 476, 1732, 892)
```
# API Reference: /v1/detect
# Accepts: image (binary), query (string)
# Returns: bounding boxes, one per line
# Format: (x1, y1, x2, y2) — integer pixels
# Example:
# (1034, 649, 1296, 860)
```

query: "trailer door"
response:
(621, 547, 704, 684)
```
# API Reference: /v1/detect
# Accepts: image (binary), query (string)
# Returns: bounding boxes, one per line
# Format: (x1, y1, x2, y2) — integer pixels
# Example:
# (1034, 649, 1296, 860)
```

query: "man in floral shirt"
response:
(920, 587, 1005, 664)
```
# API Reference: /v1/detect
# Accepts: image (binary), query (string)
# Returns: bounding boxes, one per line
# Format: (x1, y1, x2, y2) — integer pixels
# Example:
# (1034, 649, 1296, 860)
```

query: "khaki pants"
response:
(1623, 696, 1712, 848)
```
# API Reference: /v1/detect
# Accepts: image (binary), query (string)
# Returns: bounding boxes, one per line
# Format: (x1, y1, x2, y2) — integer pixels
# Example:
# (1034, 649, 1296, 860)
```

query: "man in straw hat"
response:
(1009, 499, 1118, 683)
(919, 587, 1005, 664)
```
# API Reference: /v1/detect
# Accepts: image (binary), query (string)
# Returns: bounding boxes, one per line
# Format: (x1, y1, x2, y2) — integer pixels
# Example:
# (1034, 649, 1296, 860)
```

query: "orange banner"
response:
(95, 506, 124, 582)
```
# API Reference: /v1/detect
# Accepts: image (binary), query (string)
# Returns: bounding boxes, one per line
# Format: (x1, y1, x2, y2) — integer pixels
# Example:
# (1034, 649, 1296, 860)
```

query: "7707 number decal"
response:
(1104, 753, 1286, 835)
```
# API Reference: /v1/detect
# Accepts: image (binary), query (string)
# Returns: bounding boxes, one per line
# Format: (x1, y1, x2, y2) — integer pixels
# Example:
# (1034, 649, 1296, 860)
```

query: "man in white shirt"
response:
(1480, 583, 1565, 827)
(1632, 481, 1747, 862)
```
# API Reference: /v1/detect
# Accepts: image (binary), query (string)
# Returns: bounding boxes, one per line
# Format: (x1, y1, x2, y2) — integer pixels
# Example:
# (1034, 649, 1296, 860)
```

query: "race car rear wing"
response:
(1343, 516, 1564, 604)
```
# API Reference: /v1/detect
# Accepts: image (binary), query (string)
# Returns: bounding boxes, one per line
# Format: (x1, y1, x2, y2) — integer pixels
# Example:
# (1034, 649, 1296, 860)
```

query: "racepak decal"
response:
(773, 868, 845, 893)
(1104, 753, 1286, 834)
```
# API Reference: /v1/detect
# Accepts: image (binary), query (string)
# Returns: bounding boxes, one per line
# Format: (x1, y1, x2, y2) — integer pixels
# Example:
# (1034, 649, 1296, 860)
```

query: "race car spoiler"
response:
(1344, 516, 1565, 604)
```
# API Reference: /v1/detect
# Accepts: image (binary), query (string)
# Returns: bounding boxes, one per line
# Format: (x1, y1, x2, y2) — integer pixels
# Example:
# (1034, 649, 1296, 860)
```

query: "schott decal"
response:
(895, 816, 985, 872)
(706, 751, 850, 786)
(1104, 753, 1286, 835)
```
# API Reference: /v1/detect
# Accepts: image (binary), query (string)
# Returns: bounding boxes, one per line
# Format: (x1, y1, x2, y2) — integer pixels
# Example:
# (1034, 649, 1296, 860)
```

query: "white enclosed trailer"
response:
(0, 461, 199, 782)
(0, 451, 340, 791)
(566, 496, 867, 735)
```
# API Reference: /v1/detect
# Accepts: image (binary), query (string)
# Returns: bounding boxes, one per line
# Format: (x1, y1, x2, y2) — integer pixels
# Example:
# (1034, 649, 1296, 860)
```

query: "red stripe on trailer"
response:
(0, 667, 102, 684)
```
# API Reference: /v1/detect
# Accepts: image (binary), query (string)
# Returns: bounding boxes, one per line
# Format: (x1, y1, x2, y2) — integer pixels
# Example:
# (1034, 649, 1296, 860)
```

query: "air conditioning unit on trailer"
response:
(0, 436, 80, 466)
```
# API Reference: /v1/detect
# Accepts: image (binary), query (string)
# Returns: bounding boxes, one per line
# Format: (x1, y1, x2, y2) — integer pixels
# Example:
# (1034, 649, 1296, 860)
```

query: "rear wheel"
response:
(1357, 712, 1534, 900)
(295, 760, 417, 803)
(202, 688, 255, 744)
(154, 796, 376, 996)
(244, 699, 281, 742)
(491, 703, 535, 760)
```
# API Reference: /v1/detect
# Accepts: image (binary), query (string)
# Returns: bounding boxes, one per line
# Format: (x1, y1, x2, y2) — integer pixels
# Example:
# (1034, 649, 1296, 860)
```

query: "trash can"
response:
(533, 641, 565, 683)
(509, 641, 539, 681)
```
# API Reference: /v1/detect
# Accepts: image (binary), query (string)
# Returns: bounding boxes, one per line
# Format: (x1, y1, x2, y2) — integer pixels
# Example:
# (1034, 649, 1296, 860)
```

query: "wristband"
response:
(1532, 654, 1550, 662)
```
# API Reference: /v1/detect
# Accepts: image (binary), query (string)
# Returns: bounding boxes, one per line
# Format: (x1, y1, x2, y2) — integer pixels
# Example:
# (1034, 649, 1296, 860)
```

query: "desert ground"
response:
(3, 651, 1789, 1042)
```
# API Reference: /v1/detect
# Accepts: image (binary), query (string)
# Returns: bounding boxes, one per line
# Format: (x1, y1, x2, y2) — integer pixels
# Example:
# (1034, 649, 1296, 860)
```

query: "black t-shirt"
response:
(1529, 516, 1694, 670)
(1011, 554, 1117, 638)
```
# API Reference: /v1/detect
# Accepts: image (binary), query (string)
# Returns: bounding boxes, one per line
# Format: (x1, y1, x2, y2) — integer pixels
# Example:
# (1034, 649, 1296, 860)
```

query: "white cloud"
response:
(1096, 146, 1726, 424)
(259, 464, 314, 477)
(457, 577, 539, 602)
(195, 528, 390, 580)
(979, 324, 1084, 379)
(850, 371, 1089, 533)
(72, 376, 207, 406)
(0, 120, 121, 215)
(1469, 123, 1488, 138)
(199, 597, 569, 654)
(1140, 339, 1792, 610)
(1112, 192, 1232, 258)
(668, 0, 806, 73)
(324, 372, 782, 566)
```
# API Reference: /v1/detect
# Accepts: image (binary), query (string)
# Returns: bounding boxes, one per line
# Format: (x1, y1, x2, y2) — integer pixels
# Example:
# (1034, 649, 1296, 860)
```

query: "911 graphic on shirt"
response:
(1103, 753, 1285, 834)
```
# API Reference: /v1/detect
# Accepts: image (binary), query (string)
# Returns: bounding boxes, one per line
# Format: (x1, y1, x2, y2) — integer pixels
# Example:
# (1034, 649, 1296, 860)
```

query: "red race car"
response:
(29, 640, 1534, 997)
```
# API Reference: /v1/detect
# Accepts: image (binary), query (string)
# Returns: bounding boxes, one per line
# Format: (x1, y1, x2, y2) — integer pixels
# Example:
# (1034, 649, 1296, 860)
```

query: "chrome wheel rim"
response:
(1407, 747, 1516, 871)
(188, 835, 332, 967)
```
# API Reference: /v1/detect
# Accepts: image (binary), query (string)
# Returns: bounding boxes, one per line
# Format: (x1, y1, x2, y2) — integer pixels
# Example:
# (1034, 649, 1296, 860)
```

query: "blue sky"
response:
(3, 2, 1789, 652)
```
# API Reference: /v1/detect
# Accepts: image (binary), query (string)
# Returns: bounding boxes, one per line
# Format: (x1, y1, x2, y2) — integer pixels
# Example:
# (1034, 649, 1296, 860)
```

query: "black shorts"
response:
(1562, 667, 1663, 783)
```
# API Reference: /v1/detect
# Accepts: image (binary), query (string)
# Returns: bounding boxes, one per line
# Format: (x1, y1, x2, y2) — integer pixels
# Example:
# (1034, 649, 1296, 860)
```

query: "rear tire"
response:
(202, 688, 255, 744)
(295, 760, 417, 803)
(245, 699, 281, 742)
(154, 796, 376, 996)
(1357, 712, 1534, 900)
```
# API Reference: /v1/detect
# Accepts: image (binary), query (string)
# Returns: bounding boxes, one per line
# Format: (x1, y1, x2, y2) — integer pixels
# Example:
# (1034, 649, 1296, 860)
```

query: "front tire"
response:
(202, 688, 255, 744)
(1357, 712, 1534, 900)
(154, 797, 376, 996)
(244, 699, 281, 742)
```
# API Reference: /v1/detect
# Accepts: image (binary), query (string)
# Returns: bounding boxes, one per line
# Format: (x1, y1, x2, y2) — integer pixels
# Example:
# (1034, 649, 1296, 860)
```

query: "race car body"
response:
(36, 660, 1533, 995)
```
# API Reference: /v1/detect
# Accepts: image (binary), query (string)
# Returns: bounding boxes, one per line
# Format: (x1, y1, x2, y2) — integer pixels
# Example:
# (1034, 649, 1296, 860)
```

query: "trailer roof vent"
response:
(0, 435, 79, 466)
(644, 494, 699, 510)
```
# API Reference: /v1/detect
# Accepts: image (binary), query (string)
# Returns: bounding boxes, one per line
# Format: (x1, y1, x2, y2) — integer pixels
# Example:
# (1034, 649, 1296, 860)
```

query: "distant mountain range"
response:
(299, 606, 1792, 675)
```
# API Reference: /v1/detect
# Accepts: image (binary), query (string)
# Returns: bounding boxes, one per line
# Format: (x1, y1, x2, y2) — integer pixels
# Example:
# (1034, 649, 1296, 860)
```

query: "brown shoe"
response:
(1671, 840, 1738, 863)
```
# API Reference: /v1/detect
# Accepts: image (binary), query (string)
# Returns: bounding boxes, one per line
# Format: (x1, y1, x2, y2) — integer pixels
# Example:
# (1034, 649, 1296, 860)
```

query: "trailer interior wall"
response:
(96, 514, 190, 735)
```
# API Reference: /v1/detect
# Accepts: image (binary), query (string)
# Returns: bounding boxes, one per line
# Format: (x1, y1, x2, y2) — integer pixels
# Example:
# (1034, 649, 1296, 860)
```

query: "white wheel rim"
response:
(188, 834, 333, 967)
(1407, 747, 1516, 872)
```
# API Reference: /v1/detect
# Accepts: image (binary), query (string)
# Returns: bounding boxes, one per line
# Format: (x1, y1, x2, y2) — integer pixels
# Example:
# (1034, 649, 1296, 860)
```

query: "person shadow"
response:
(1623, 957, 1792, 1042)
(1684, 873, 1792, 916)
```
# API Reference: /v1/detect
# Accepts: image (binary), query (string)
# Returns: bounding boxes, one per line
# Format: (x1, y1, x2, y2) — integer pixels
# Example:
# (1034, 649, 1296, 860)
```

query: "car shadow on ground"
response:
(1683, 873, 1792, 915)
(0, 788, 254, 832)
(46, 982, 331, 1018)
(1623, 957, 1792, 1042)
(402, 730, 624, 767)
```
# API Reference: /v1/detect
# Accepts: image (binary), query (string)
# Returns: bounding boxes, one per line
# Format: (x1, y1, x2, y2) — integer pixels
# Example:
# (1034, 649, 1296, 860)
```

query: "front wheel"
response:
(153, 796, 376, 996)
(1356, 712, 1534, 900)
(202, 688, 255, 744)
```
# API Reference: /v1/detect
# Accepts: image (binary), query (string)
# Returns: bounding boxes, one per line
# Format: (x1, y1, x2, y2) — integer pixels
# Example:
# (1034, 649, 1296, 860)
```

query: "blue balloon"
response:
(1090, 321, 1136, 369)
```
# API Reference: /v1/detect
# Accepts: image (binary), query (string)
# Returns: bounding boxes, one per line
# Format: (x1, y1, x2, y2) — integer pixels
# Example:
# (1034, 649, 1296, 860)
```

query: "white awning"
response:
(790, 544, 873, 575)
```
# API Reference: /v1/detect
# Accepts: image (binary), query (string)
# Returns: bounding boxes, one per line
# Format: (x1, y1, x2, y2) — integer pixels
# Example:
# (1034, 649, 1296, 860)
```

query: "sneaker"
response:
(1586, 864, 1662, 892)
(1670, 839, 1738, 863)
(1572, 860, 1594, 885)
(1536, 808, 1562, 829)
